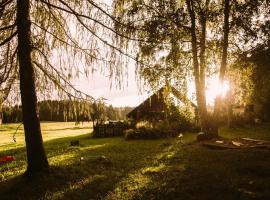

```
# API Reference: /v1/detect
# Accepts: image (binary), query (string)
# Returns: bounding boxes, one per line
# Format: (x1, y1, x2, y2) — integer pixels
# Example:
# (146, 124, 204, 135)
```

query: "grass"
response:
(0, 122, 92, 146)
(0, 122, 270, 200)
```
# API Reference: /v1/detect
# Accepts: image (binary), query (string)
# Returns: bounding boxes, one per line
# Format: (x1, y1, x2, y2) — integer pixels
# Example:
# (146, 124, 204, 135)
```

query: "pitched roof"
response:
(127, 84, 196, 119)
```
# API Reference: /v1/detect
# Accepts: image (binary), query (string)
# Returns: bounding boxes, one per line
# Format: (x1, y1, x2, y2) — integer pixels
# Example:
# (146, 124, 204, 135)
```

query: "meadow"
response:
(0, 122, 270, 200)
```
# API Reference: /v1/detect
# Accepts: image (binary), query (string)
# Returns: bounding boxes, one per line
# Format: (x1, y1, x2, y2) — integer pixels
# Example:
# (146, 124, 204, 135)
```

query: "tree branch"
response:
(0, 23, 16, 31)
(0, 30, 17, 47)
(33, 47, 95, 101)
(40, 0, 151, 43)
(31, 21, 114, 65)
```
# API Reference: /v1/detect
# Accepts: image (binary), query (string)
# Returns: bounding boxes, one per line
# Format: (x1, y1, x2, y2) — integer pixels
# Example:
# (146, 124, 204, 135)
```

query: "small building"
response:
(127, 84, 197, 121)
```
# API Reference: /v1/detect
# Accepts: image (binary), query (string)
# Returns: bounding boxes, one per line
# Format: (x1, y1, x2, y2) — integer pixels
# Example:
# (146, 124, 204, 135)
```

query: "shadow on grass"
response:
(1, 132, 270, 200)
(123, 144, 270, 200)
(0, 134, 177, 200)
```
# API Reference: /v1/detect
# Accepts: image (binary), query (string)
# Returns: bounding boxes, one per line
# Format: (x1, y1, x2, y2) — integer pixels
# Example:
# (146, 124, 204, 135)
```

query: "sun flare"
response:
(187, 76, 230, 106)
(206, 77, 230, 106)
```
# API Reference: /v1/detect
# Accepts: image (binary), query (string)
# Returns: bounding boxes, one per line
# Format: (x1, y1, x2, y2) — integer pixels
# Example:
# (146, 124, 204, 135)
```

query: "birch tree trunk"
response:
(186, 0, 209, 132)
(214, 0, 230, 119)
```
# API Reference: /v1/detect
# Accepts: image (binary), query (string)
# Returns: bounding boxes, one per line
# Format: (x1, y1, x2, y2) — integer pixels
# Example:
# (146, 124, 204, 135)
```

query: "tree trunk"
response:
(214, 0, 230, 118)
(227, 89, 233, 128)
(186, 0, 208, 132)
(17, 0, 49, 176)
(0, 103, 2, 124)
(199, 0, 210, 119)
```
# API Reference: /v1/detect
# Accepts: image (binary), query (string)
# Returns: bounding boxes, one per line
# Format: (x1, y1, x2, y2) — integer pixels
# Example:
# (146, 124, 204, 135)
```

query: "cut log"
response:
(241, 138, 270, 143)
(232, 141, 242, 147)
(202, 142, 237, 149)
(216, 140, 224, 144)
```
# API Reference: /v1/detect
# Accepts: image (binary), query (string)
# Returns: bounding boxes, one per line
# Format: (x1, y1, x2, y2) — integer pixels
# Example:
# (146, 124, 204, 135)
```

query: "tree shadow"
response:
(2, 130, 269, 200)
(0, 134, 177, 200)
(121, 144, 270, 200)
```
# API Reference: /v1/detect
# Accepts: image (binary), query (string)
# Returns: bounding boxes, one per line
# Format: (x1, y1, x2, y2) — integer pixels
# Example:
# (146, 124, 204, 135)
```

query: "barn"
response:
(127, 84, 197, 121)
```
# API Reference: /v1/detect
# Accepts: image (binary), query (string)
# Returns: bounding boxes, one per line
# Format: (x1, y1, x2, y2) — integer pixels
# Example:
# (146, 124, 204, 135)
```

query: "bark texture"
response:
(17, 0, 49, 175)
(186, 0, 209, 132)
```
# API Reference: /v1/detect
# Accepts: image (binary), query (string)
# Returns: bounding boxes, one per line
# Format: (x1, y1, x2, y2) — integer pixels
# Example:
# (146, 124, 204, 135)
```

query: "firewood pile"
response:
(202, 137, 270, 149)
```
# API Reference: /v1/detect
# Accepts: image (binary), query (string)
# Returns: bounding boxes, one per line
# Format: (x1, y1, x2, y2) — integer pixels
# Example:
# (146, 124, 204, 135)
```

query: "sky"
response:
(73, 67, 229, 108)
(74, 65, 149, 107)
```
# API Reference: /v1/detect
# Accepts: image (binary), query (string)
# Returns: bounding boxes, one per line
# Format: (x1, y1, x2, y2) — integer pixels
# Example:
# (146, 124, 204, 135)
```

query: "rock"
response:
(96, 155, 113, 166)
(96, 155, 108, 162)
(197, 132, 217, 141)
(70, 140, 80, 146)
(178, 133, 183, 138)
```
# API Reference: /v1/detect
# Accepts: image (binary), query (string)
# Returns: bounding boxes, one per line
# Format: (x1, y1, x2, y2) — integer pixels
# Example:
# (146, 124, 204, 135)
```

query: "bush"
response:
(124, 129, 138, 139)
(124, 105, 198, 140)
(124, 127, 175, 140)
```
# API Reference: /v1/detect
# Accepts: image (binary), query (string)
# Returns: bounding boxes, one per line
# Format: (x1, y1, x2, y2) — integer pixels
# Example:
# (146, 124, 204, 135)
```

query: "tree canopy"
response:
(0, 0, 144, 175)
(113, 0, 270, 132)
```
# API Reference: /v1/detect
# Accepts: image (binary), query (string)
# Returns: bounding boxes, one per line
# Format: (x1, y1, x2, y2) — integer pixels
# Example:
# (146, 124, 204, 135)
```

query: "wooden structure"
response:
(93, 121, 132, 137)
(127, 84, 197, 121)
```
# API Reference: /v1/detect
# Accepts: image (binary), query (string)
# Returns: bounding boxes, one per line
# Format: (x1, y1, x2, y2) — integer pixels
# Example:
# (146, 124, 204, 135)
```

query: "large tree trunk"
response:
(17, 0, 49, 175)
(186, 0, 208, 132)
(214, 0, 230, 118)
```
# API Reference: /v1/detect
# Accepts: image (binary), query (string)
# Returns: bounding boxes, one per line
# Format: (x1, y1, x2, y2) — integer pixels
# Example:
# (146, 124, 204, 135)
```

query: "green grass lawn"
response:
(0, 122, 270, 200)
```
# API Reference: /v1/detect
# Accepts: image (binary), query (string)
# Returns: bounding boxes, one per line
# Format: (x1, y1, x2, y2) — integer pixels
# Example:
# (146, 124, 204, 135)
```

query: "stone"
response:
(197, 132, 217, 141)
(70, 140, 80, 146)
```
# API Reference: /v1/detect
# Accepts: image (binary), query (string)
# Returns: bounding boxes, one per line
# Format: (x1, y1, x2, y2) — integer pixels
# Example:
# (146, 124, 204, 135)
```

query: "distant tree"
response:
(106, 105, 118, 121)
(90, 101, 107, 128)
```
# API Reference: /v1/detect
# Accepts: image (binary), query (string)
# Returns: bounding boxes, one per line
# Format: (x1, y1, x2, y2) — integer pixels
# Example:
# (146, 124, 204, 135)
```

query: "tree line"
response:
(1, 100, 133, 123)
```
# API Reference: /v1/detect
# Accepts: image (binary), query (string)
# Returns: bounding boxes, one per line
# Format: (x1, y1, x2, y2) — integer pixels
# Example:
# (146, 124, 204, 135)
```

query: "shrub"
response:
(124, 129, 139, 139)
(124, 127, 175, 140)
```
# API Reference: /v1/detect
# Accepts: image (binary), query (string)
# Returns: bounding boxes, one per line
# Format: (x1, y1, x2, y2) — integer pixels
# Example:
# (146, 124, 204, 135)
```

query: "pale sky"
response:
(74, 65, 149, 107)
(73, 65, 227, 107)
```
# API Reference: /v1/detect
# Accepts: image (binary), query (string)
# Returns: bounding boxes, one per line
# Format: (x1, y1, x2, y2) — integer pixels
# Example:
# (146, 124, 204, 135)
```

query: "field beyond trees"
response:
(0, 122, 270, 200)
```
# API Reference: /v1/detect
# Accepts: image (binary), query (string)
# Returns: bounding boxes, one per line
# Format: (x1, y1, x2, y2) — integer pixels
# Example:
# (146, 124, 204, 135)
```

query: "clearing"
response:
(0, 122, 270, 200)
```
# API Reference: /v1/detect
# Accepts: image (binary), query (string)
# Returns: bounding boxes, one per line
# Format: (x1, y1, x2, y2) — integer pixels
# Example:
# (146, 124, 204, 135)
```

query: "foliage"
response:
(124, 127, 175, 140)
(247, 47, 270, 121)
(229, 45, 270, 122)
(167, 104, 197, 131)
(113, 0, 270, 132)
(125, 100, 197, 140)
(1, 0, 137, 102)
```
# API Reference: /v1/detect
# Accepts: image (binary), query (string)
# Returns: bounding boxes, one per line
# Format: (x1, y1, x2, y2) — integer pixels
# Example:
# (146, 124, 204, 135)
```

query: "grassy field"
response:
(0, 122, 92, 146)
(0, 122, 270, 200)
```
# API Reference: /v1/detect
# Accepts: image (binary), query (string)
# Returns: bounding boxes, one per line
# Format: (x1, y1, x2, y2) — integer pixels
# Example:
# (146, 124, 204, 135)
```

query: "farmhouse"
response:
(127, 84, 197, 121)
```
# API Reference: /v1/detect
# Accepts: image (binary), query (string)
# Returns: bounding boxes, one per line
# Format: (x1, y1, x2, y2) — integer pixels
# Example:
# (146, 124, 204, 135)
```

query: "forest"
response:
(1, 100, 133, 123)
